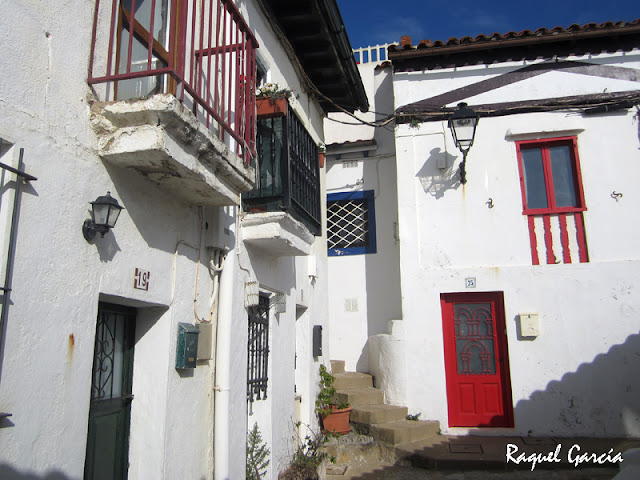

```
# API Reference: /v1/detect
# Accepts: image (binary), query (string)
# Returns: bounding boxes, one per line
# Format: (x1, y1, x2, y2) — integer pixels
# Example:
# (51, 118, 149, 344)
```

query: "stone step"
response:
(330, 360, 345, 374)
(324, 433, 396, 467)
(395, 436, 640, 472)
(333, 372, 373, 390)
(351, 404, 408, 425)
(369, 420, 440, 445)
(335, 387, 384, 407)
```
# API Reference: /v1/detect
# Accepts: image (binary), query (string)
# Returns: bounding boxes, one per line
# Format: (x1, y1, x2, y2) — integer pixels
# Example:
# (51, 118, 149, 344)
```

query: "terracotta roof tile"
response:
(388, 19, 640, 53)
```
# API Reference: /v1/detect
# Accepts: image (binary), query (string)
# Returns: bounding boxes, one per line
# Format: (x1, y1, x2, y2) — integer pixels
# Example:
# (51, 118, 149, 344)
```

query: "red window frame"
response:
(515, 136, 587, 216)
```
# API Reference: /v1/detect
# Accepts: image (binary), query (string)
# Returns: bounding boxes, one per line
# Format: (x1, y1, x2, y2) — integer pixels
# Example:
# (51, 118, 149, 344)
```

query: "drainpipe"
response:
(214, 210, 236, 480)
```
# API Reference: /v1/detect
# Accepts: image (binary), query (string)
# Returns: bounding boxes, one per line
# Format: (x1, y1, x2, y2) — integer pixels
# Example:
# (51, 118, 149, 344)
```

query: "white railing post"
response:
(352, 42, 397, 64)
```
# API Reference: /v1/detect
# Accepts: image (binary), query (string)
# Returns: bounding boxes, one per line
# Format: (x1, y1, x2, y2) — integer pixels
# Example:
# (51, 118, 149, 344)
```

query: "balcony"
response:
(242, 101, 321, 256)
(88, 0, 257, 205)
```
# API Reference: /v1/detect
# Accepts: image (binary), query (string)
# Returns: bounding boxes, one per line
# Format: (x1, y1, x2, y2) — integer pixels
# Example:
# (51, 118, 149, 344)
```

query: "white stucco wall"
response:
(392, 51, 640, 437)
(0, 1, 221, 478)
(0, 1, 330, 479)
(324, 64, 402, 373)
(234, 2, 330, 478)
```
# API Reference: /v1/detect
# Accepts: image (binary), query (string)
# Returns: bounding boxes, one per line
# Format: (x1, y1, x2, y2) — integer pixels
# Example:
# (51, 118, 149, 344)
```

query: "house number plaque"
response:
(134, 268, 150, 291)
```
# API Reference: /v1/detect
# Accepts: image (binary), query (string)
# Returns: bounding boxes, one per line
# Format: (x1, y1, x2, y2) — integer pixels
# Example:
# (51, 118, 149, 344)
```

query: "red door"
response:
(441, 292, 513, 427)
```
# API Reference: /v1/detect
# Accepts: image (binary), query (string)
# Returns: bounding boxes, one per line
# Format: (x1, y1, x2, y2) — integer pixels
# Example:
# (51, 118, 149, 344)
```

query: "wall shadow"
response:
(361, 158, 402, 372)
(336, 333, 640, 476)
(103, 163, 200, 255)
(511, 332, 640, 438)
(0, 465, 72, 480)
(415, 147, 460, 198)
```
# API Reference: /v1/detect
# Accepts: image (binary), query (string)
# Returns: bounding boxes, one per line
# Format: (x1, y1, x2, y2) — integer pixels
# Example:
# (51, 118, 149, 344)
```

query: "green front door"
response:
(84, 303, 136, 480)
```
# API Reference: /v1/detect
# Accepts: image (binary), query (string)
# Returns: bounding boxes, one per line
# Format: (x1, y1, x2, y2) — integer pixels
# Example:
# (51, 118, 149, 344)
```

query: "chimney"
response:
(401, 35, 412, 48)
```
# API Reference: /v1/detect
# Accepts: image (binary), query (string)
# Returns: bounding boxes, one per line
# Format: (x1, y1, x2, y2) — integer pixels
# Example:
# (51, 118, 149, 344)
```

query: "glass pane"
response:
(106, 207, 122, 228)
(117, 0, 169, 99)
(521, 148, 548, 209)
(454, 303, 496, 375)
(259, 118, 283, 196)
(93, 204, 110, 226)
(112, 314, 124, 398)
(122, 0, 169, 43)
(451, 118, 476, 149)
(92, 312, 125, 400)
(549, 145, 578, 208)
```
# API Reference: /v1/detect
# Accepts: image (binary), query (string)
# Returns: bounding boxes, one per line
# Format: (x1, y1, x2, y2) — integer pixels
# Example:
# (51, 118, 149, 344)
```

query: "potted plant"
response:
(256, 82, 292, 118)
(317, 143, 326, 168)
(315, 364, 352, 435)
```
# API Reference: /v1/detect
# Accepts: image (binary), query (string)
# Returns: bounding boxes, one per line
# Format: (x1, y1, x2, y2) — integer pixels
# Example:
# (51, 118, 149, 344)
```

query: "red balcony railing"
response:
(526, 212, 589, 265)
(89, 0, 258, 163)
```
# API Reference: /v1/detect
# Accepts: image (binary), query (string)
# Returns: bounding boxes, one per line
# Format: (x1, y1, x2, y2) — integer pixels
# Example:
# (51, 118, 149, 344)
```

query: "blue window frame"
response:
(327, 190, 377, 256)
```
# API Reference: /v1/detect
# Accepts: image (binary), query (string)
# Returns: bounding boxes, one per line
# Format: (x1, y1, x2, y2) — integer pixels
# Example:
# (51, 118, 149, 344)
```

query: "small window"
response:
(247, 294, 270, 402)
(516, 137, 585, 214)
(327, 190, 376, 256)
(516, 137, 588, 265)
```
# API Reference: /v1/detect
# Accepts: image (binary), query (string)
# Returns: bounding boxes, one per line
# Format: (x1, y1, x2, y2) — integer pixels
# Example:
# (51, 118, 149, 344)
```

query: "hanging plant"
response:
(256, 82, 293, 102)
(256, 83, 292, 118)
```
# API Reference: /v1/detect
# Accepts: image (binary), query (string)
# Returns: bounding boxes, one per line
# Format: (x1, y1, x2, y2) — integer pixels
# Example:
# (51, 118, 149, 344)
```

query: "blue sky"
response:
(336, 0, 639, 50)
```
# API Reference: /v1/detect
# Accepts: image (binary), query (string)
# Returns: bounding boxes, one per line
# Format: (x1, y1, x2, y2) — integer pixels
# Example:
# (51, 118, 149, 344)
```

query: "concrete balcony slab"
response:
(90, 94, 255, 206)
(242, 211, 314, 256)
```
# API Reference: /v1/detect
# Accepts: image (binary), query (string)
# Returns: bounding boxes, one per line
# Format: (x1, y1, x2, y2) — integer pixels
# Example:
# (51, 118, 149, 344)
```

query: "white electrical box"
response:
(518, 313, 540, 337)
(204, 206, 234, 251)
(197, 322, 214, 361)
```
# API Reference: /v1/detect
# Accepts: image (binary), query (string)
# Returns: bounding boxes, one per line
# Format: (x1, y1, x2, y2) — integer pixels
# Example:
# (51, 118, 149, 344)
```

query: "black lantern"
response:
(448, 102, 479, 184)
(82, 191, 124, 241)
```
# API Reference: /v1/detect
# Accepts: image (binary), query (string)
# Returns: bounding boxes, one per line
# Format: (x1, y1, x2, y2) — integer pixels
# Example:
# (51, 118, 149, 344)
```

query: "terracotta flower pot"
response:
(321, 405, 352, 434)
(318, 152, 325, 168)
(256, 97, 288, 118)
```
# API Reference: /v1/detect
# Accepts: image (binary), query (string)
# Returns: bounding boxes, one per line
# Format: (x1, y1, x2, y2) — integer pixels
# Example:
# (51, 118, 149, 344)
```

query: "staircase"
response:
(330, 360, 439, 446)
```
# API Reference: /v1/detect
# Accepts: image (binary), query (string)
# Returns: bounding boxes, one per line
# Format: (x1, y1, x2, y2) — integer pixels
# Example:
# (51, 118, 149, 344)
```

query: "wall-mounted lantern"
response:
(448, 102, 479, 184)
(82, 191, 124, 241)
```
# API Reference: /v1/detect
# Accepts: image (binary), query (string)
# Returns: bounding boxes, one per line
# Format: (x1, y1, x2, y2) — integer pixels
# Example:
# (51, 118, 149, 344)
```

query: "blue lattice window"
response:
(327, 190, 376, 256)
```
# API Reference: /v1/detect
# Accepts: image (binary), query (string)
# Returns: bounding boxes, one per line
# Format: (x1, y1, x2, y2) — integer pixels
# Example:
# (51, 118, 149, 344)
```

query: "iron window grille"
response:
(91, 304, 136, 402)
(88, 0, 258, 164)
(247, 294, 270, 402)
(243, 103, 322, 236)
(327, 190, 377, 256)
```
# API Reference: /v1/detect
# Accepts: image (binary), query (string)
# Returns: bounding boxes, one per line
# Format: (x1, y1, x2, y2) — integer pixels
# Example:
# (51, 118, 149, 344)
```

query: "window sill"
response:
(242, 212, 314, 256)
(522, 206, 587, 215)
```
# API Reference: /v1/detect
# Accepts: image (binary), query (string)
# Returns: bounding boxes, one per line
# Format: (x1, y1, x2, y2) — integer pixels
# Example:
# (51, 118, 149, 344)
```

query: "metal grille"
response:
(327, 198, 369, 249)
(92, 306, 136, 401)
(454, 303, 496, 375)
(288, 107, 321, 232)
(243, 105, 322, 236)
(247, 294, 269, 402)
(88, 0, 258, 163)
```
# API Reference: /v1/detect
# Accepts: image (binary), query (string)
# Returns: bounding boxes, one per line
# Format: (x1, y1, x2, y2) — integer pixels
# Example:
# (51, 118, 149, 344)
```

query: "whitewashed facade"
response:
(326, 22, 640, 439)
(325, 60, 403, 380)
(0, 1, 366, 479)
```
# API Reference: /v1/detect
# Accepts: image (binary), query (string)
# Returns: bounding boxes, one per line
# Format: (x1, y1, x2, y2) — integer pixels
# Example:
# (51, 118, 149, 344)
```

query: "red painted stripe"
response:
(543, 215, 554, 264)
(558, 213, 572, 264)
(527, 216, 540, 265)
(574, 212, 589, 263)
